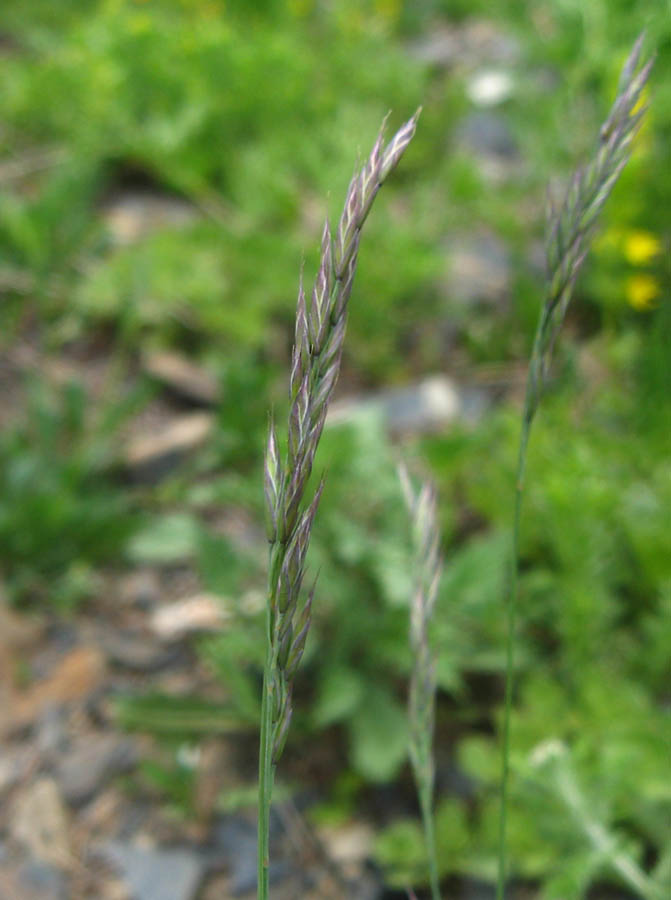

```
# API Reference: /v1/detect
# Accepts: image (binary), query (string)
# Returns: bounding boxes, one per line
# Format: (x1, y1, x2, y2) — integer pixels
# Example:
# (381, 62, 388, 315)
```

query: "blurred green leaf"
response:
(349, 686, 408, 782)
(127, 513, 201, 564)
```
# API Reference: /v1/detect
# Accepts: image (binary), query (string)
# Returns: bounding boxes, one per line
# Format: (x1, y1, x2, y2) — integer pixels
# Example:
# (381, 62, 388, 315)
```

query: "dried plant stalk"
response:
(400, 464, 443, 900)
(497, 34, 654, 900)
(258, 110, 420, 900)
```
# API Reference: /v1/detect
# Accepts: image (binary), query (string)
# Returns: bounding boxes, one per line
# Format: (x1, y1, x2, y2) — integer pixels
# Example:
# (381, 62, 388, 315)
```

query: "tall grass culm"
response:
(399, 465, 444, 900)
(496, 33, 654, 900)
(258, 111, 420, 899)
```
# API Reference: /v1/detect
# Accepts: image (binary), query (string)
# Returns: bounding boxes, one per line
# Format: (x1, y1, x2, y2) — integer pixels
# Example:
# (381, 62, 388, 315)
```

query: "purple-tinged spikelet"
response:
(530, 35, 654, 420)
(264, 111, 420, 764)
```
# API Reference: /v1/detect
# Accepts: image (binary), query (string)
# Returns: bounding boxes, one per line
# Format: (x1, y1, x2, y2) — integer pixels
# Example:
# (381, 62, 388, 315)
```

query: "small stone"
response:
(318, 822, 374, 870)
(0, 860, 69, 900)
(124, 412, 214, 480)
(385, 377, 461, 434)
(0, 745, 39, 795)
(102, 631, 180, 673)
(11, 778, 71, 868)
(117, 570, 161, 609)
(445, 232, 511, 309)
(143, 351, 219, 406)
(461, 20, 520, 65)
(35, 705, 69, 758)
(208, 812, 291, 894)
(4, 646, 105, 737)
(210, 816, 257, 894)
(56, 734, 138, 806)
(456, 112, 521, 182)
(328, 376, 489, 436)
(18, 861, 69, 900)
(101, 190, 198, 245)
(407, 28, 460, 66)
(100, 842, 204, 900)
(457, 112, 518, 159)
(466, 69, 514, 107)
(150, 594, 228, 642)
(407, 20, 520, 68)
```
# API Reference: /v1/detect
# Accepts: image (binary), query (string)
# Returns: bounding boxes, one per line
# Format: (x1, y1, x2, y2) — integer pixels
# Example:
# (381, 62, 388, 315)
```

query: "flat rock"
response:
(18, 861, 69, 900)
(117, 569, 161, 609)
(101, 631, 180, 673)
(0, 860, 69, 900)
(407, 20, 520, 68)
(143, 351, 219, 406)
(208, 810, 292, 893)
(101, 189, 198, 245)
(2, 646, 105, 737)
(100, 842, 204, 900)
(318, 822, 374, 867)
(456, 111, 521, 182)
(444, 232, 511, 309)
(55, 733, 138, 806)
(150, 594, 228, 642)
(35, 704, 69, 758)
(124, 412, 214, 479)
(328, 376, 489, 435)
(317, 822, 376, 884)
(0, 744, 40, 795)
(210, 816, 257, 894)
(11, 778, 71, 868)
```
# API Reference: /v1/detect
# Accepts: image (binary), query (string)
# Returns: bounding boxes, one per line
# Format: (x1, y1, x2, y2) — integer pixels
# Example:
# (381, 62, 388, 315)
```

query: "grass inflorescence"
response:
(399, 464, 444, 900)
(496, 32, 654, 900)
(256, 30, 656, 900)
(258, 110, 420, 899)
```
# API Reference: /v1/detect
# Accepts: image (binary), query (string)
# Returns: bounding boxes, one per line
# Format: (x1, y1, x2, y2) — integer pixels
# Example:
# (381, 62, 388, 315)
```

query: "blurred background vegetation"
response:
(0, 1, 669, 898)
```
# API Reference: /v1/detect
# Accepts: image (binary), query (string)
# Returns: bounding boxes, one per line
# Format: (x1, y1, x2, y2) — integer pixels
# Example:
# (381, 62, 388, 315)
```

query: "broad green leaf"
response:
(127, 513, 200, 564)
(349, 687, 408, 782)
(313, 666, 365, 729)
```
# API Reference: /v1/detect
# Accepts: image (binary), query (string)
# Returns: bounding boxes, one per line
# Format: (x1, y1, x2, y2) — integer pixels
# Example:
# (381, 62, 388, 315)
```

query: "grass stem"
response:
(257, 112, 419, 899)
(496, 325, 538, 900)
(419, 781, 442, 900)
(257, 632, 274, 900)
(494, 34, 652, 900)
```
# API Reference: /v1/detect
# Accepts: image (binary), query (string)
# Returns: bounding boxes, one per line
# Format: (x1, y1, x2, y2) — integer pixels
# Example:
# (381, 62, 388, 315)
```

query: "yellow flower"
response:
(626, 274, 661, 311)
(624, 230, 661, 265)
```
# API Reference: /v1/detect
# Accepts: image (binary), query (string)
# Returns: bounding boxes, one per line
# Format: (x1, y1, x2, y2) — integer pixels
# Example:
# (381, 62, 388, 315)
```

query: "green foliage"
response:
(0, 380, 137, 607)
(385, 331, 671, 896)
(379, 680, 669, 897)
(114, 692, 249, 737)
(0, 3, 668, 897)
(127, 512, 202, 565)
(376, 798, 470, 887)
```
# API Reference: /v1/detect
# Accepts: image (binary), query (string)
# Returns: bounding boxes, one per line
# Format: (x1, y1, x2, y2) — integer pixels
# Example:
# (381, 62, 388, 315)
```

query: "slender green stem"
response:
(495, 36, 652, 899)
(496, 324, 542, 900)
(257, 611, 275, 900)
(419, 781, 441, 900)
